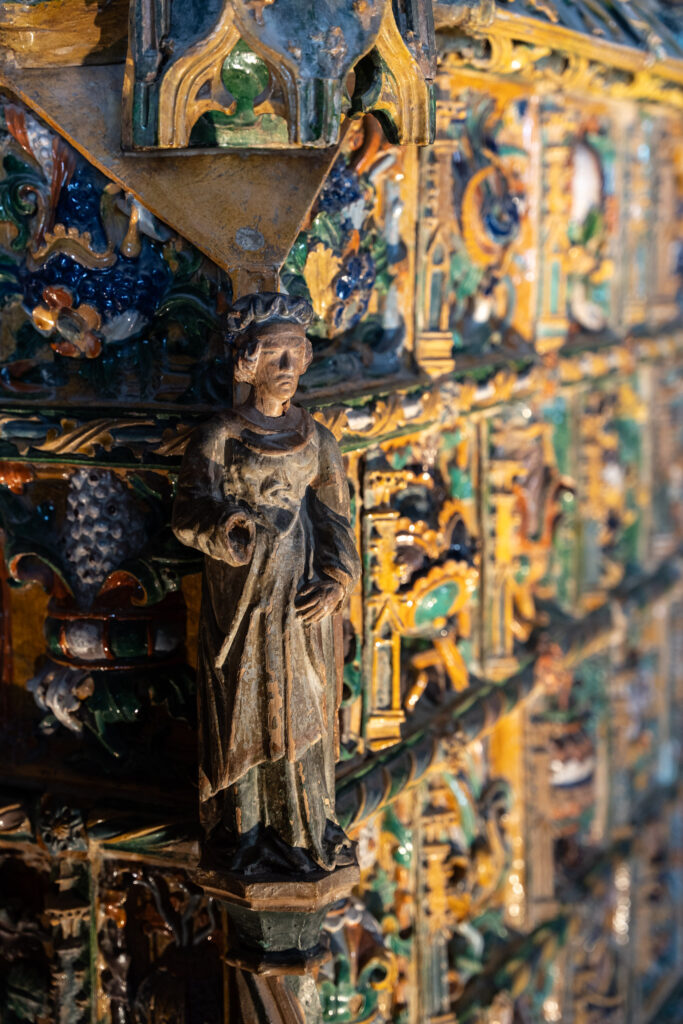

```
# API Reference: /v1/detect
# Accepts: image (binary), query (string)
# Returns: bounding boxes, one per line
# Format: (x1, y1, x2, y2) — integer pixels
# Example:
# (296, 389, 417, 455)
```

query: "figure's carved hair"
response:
(227, 292, 314, 333)
(229, 292, 314, 385)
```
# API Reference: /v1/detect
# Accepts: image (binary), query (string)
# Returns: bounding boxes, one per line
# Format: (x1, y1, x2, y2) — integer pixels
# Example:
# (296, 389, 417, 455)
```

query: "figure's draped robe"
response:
(172, 405, 360, 872)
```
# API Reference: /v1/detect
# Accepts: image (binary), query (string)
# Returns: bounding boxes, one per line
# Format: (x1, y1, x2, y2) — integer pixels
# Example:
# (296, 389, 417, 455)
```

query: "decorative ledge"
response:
(434, 0, 683, 62)
(433, 0, 683, 112)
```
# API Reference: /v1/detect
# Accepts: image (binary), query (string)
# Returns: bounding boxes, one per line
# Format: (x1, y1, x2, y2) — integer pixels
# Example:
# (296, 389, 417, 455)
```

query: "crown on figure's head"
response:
(226, 292, 314, 335)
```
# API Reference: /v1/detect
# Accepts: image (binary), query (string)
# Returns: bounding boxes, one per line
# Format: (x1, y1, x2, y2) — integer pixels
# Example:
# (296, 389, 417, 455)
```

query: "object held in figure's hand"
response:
(224, 511, 255, 565)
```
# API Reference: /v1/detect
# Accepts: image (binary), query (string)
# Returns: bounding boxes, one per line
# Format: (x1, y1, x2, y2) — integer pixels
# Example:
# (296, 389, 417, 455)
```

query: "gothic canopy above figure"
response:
(122, 0, 436, 150)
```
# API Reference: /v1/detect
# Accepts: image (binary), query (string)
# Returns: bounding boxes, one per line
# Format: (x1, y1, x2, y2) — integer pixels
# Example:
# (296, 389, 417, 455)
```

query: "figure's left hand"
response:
(295, 580, 344, 624)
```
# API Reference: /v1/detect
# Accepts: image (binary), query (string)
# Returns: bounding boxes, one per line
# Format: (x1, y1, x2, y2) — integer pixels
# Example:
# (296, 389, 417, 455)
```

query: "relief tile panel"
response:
(416, 74, 536, 374)
(481, 398, 569, 678)
(361, 418, 479, 747)
(538, 98, 620, 348)
(525, 654, 611, 918)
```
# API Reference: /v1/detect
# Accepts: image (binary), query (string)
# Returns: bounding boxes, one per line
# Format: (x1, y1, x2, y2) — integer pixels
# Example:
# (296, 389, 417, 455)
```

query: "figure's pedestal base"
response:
(195, 863, 359, 975)
(195, 862, 358, 1021)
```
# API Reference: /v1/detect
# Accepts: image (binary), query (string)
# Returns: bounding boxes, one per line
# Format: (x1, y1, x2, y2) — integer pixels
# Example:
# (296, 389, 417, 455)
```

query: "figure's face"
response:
(251, 322, 309, 403)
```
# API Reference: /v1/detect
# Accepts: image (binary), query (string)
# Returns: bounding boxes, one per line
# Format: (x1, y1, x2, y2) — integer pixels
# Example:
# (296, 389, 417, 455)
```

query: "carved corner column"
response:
(649, 113, 682, 328)
(536, 99, 577, 355)
(619, 106, 654, 332)
(228, 971, 323, 1023)
(141, 13, 439, 1004)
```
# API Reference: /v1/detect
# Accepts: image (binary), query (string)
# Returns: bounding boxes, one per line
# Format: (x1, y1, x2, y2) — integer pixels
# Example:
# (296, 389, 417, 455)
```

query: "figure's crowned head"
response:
(228, 293, 314, 406)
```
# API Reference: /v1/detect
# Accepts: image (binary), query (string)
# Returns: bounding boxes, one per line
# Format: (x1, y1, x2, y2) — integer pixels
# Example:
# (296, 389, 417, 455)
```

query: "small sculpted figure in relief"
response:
(172, 293, 361, 877)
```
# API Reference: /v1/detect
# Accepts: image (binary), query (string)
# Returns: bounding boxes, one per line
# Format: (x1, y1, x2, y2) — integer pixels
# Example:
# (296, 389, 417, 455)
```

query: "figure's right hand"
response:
(224, 512, 256, 566)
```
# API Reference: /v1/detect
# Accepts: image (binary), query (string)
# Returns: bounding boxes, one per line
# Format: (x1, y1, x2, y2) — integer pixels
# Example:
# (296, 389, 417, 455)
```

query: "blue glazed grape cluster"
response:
(22, 163, 171, 332)
(21, 250, 171, 324)
(314, 160, 380, 335)
(54, 166, 108, 251)
(333, 251, 376, 333)
(317, 161, 364, 219)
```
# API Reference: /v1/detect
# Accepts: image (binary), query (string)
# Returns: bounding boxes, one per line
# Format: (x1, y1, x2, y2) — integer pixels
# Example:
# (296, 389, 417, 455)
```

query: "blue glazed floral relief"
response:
(281, 121, 411, 390)
(21, 165, 172, 342)
(0, 100, 231, 405)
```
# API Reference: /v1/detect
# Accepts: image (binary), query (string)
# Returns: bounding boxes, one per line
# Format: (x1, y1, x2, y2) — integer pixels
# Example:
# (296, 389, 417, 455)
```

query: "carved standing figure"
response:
(172, 293, 360, 876)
